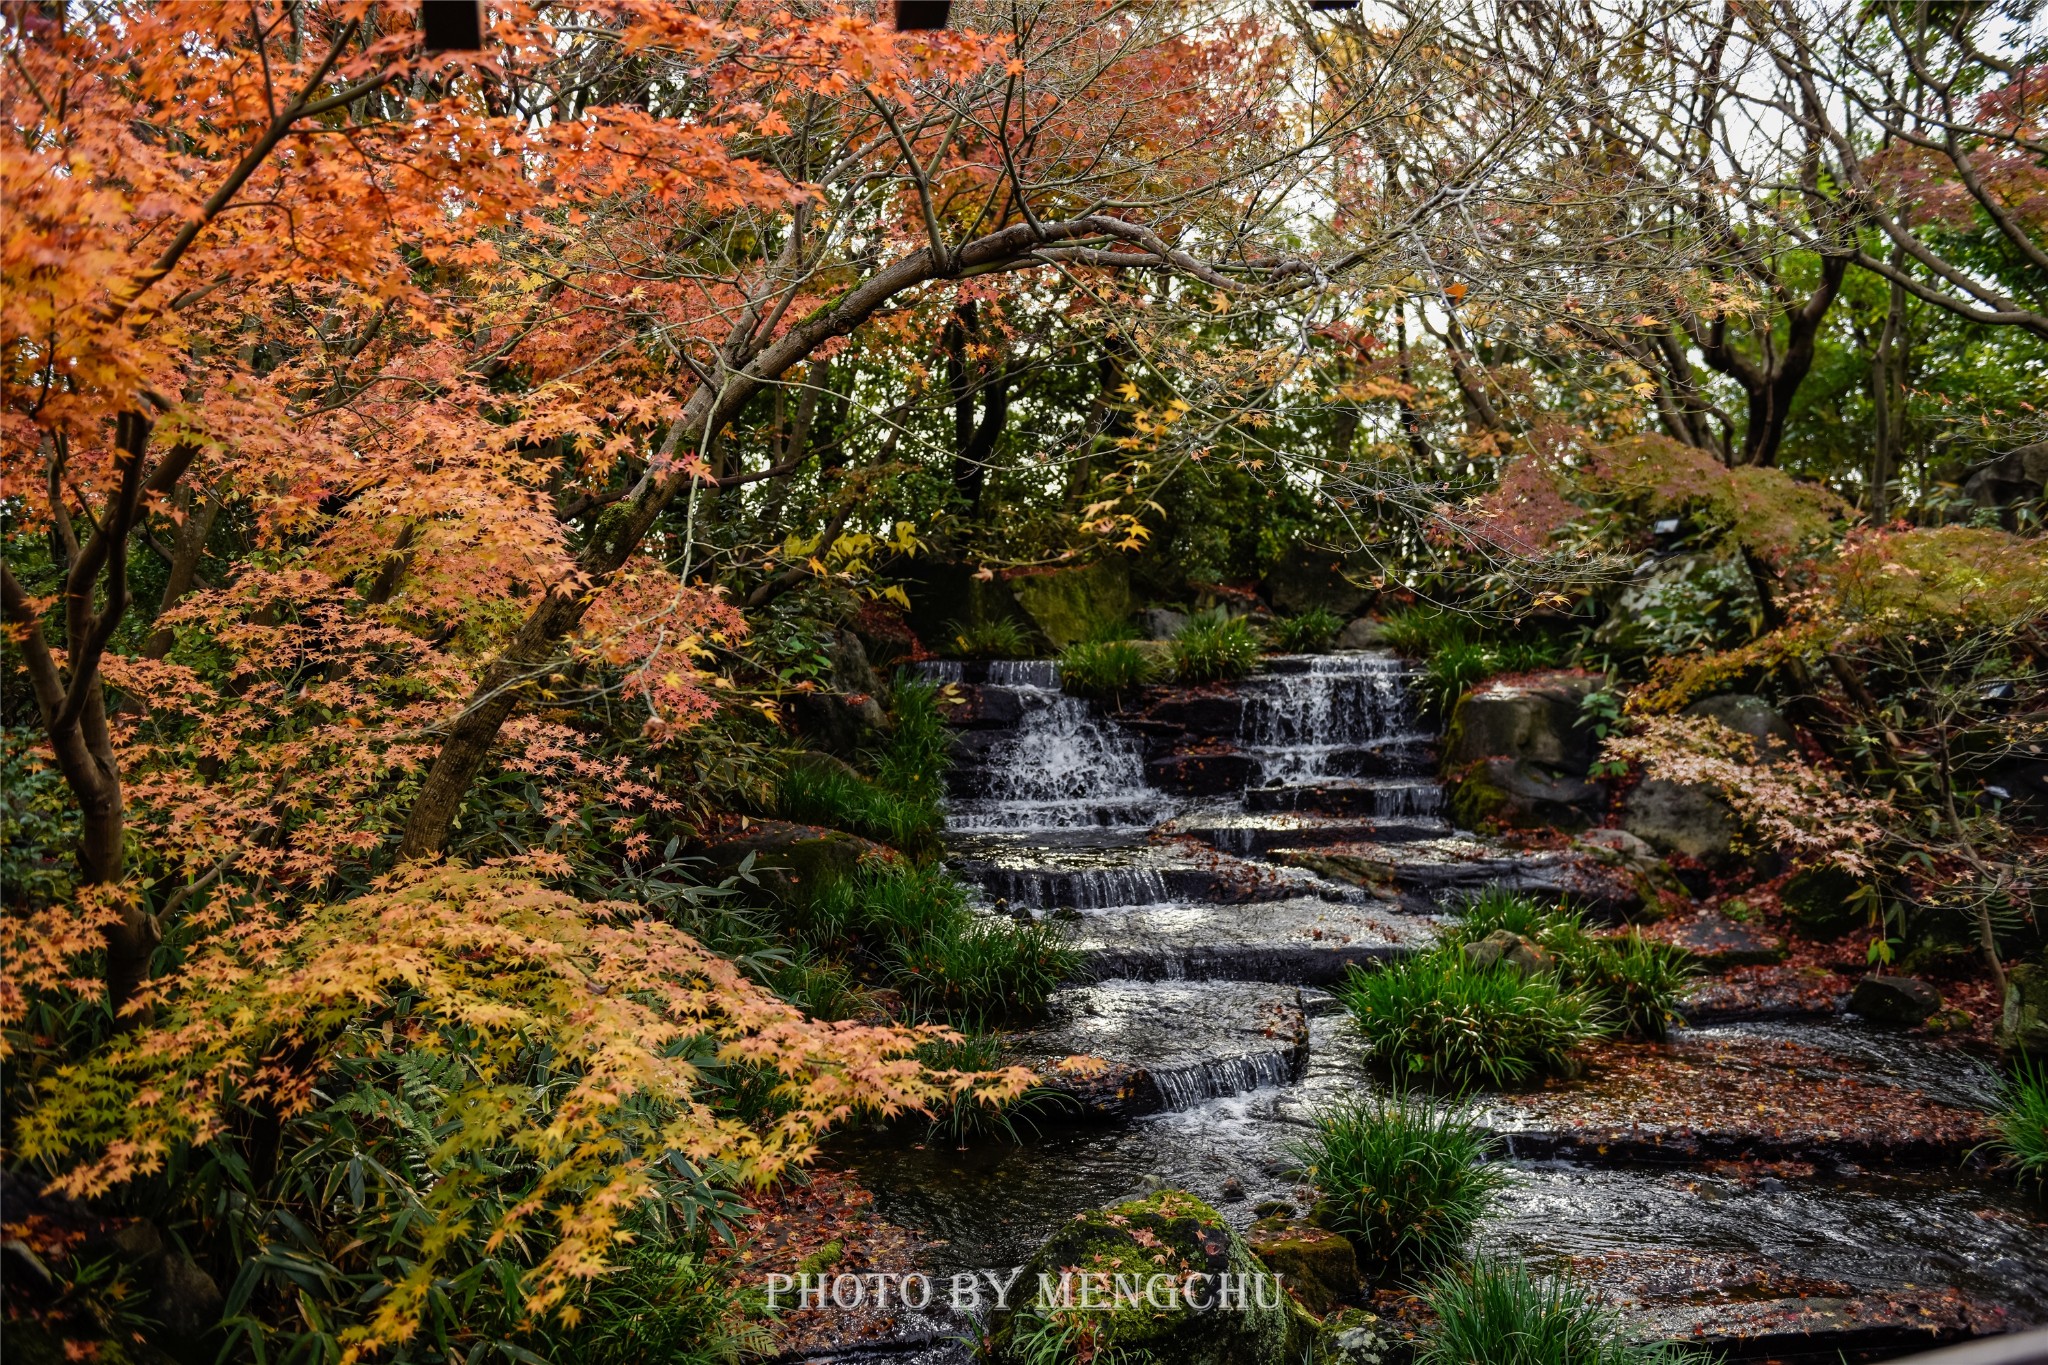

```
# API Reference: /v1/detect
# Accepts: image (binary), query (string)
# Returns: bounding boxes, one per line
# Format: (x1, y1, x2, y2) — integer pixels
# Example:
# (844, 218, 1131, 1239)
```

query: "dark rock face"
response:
(1008, 560, 1132, 648)
(1782, 863, 1867, 937)
(1655, 912, 1786, 968)
(1138, 607, 1190, 640)
(938, 683, 1026, 728)
(1143, 692, 1247, 738)
(1449, 757, 1606, 830)
(1850, 975, 1943, 1025)
(1441, 671, 1608, 829)
(1147, 751, 1259, 796)
(786, 630, 892, 757)
(1245, 1219, 1359, 1316)
(1334, 617, 1386, 650)
(1261, 543, 1368, 617)
(1961, 439, 2048, 511)
(1623, 776, 1743, 866)
(1593, 546, 1763, 656)
(701, 821, 891, 901)
(1685, 692, 1797, 755)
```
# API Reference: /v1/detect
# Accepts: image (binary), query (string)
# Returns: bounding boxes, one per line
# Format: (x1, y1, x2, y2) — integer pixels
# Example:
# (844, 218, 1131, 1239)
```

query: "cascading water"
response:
(938, 663, 1177, 832)
(1237, 653, 1427, 782)
(1149, 1051, 1299, 1110)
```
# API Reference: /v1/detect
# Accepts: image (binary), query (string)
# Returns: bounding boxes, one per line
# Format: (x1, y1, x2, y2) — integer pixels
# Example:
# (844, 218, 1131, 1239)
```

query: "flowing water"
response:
(830, 652, 2048, 1361)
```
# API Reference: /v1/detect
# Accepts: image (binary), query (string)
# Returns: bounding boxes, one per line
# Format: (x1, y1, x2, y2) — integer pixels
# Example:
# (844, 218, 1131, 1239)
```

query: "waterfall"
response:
(1238, 652, 1425, 785)
(1149, 1050, 1298, 1110)
(979, 866, 1173, 910)
(946, 667, 1175, 832)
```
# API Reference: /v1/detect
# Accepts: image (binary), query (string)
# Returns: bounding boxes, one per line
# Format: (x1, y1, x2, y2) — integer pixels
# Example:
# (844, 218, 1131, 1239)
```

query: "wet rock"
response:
(1031, 1055, 1162, 1121)
(1147, 751, 1259, 796)
(1246, 1221, 1359, 1317)
(701, 821, 891, 902)
(1312, 1308, 1400, 1365)
(1263, 544, 1368, 618)
(1335, 617, 1387, 650)
(1593, 545, 1763, 657)
(1464, 929, 1557, 978)
(1139, 607, 1190, 640)
(987, 1190, 1298, 1365)
(1653, 912, 1786, 968)
(1008, 560, 1132, 648)
(1997, 963, 2048, 1056)
(1450, 756, 1605, 830)
(1253, 1199, 1296, 1219)
(1850, 975, 1943, 1026)
(1145, 692, 1247, 737)
(1220, 1176, 1246, 1202)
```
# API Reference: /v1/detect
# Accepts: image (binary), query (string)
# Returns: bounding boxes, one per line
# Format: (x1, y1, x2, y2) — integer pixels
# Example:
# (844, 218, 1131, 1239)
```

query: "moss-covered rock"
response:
(1592, 545, 1763, 657)
(1310, 1307, 1405, 1365)
(1245, 1219, 1360, 1316)
(1441, 671, 1606, 774)
(988, 1190, 1300, 1365)
(1447, 756, 1605, 831)
(1998, 962, 2048, 1057)
(1008, 560, 1133, 649)
(700, 820, 891, 903)
(1622, 777, 1742, 867)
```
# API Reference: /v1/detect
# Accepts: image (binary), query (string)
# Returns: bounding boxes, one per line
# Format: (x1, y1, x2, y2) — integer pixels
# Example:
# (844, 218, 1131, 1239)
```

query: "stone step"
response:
(952, 835, 1351, 910)
(1163, 810, 1454, 854)
(1243, 776, 1445, 818)
(1060, 895, 1437, 985)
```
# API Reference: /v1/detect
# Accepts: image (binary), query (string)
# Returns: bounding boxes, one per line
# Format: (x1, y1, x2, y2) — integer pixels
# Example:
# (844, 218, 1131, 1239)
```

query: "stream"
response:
(828, 653, 2048, 1361)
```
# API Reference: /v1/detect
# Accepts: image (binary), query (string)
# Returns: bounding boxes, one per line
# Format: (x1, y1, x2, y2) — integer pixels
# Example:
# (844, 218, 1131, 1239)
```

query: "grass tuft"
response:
(1993, 1057, 2047, 1190)
(1418, 1259, 1710, 1365)
(1058, 639, 1156, 701)
(1290, 1092, 1506, 1277)
(1449, 887, 1694, 1043)
(1170, 611, 1263, 683)
(1338, 950, 1601, 1092)
(946, 617, 1033, 659)
(1272, 606, 1345, 653)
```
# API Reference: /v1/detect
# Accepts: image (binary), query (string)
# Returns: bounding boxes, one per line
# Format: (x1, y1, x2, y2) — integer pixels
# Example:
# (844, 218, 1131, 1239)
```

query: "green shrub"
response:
(1290, 1093, 1507, 1277)
(1419, 1259, 1709, 1365)
(1170, 611, 1263, 683)
(1338, 949, 1601, 1091)
(1379, 606, 1474, 656)
(1993, 1059, 2047, 1189)
(1271, 606, 1345, 653)
(874, 678, 953, 807)
(947, 617, 1033, 659)
(562, 1243, 769, 1365)
(1448, 889, 1693, 1042)
(1058, 639, 1155, 700)
(775, 762, 941, 850)
(805, 865, 1076, 1020)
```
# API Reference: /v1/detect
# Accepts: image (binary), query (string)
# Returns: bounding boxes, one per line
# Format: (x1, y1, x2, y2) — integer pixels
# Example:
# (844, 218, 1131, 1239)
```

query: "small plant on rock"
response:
(1058, 639, 1155, 701)
(1418, 1259, 1710, 1365)
(1338, 948, 1601, 1091)
(947, 617, 1033, 659)
(1170, 611, 1263, 682)
(1290, 1093, 1507, 1278)
(1992, 1058, 2047, 1190)
(1272, 606, 1344, 653)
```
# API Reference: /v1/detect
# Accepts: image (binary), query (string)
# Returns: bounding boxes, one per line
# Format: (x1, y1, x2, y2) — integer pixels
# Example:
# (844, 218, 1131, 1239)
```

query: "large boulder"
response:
(987, 1190, 1301, 1365)
(1262, 544, 1369, 618)
(1684, 692, 1796, 756)
(1442, 671, 1609, 829)
(1593, 545, 1763, 657)
(1622, 777, 1742, 866)
(1009, 560, 1133, 648)
(1998, 963, 2048, 1056)
(1961, 439, 2048, 511)
(1780, 863, 1868, 938)
(1138, 608, 1190, 640)
(1334, 617, 1387, 650)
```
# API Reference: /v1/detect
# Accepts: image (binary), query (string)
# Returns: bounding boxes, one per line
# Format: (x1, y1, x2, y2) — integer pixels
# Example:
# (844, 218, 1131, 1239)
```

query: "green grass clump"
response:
(1170, 611, 1263, 683)
(1379, 606, 1474, 656)
(1338, 949, 1600, 1091)
(1377, 608, 1565, 717)
(946, 617, 1033, 659)
(1272, 606, 1345, 653)
(915, 1027, 1061, 1145)
(776, 679, 953, 851)
(1993, 1058, 2047, 1189)
(562, 1243, 770, 1365)
(1418, 1259, 1708, 1365)
(1450, 887, 1694, 1042)
(1290, 1093, 1507, 1277)
(803, 864, 1075, 1021)
(1058, 639, 1155, 700)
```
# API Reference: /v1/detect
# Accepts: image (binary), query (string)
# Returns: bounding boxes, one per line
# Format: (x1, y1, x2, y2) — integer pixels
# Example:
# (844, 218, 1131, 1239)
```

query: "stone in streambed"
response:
(1850, 974, 1943, 1025)
(1245, 1219, 1360, 1317)
(1656, 912, 1786, 968)
(1451, 756, 1605, 830)
(1335, 617, 1388, 650)
(986, 1190, 1301, 1365)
